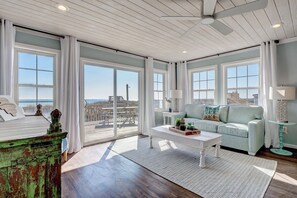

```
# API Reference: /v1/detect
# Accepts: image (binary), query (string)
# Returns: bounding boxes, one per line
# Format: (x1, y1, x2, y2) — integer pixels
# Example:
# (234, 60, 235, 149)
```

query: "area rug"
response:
(110, 136, 277, 198)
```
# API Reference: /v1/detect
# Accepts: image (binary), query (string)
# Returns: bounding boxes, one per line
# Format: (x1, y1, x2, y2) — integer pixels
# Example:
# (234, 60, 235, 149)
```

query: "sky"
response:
(18, 53, 139, 102)
(84, 64, 139, 101)
(18, 52, 258, 102)
(192, 64, 259, 100)
(18, 52, 54, 101)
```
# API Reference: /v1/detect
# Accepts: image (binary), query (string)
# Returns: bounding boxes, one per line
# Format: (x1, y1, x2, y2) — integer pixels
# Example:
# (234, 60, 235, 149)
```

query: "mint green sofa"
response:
(172, 104, 265, 155)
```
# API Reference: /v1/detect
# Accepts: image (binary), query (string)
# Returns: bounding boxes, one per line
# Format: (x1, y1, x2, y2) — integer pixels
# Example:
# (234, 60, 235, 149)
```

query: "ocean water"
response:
(18, 99, 108, 107)
(19, 99, 53, 107)
(84, 99, 108, 104)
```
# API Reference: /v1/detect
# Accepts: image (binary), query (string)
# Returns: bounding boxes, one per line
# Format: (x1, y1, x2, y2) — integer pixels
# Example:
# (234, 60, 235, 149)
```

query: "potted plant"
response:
(175, 118, 181, 129)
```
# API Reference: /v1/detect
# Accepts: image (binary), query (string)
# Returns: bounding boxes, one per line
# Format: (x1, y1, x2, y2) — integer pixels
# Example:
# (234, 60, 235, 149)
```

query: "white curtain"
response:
(58, 36, 81, 153)
(0, 19, 15, 97)
(167, 62, 176, 91)
(143, 57, 155, 135)
(177, 61, 189, 112)
(167, 62, 175, 110)
(259, 41, 278, 148)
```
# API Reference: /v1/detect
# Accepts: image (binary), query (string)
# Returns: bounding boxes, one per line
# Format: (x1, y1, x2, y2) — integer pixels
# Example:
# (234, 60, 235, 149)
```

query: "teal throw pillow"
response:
(203, 105, 220, 122)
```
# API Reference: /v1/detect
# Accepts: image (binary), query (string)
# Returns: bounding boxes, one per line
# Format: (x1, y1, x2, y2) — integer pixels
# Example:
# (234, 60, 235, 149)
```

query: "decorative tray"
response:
(169, 126, 201, 136)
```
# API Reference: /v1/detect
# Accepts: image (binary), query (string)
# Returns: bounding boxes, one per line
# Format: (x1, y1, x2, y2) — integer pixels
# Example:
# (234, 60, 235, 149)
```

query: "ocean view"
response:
(85, 99, 108, 104)
(19, 99, 108, 107)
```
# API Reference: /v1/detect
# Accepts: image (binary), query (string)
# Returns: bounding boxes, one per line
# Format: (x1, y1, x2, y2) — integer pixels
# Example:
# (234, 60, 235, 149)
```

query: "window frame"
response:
(153, 69, 168, 111)
(14, 43, 59, 111)
(188, 65, 218, 105)
(222, 58, 260, 105)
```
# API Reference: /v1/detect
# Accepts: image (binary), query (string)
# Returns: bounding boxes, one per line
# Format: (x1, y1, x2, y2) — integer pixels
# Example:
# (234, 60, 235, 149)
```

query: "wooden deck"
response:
(84, 121, 139, 144)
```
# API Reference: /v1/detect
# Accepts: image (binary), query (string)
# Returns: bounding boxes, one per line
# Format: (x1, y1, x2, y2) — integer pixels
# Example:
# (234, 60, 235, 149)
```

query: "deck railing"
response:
(84, 102, 138, 127)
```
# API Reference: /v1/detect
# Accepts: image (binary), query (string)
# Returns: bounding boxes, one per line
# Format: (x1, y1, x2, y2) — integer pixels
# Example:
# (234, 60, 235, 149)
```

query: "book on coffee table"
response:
(169, 126, 201, 136)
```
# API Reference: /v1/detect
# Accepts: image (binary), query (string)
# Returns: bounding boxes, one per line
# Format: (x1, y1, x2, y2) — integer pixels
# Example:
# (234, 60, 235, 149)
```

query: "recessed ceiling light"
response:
(182, 51, 187, 54)
(272, 23, 281, 28)
(56, 4, 69, 11)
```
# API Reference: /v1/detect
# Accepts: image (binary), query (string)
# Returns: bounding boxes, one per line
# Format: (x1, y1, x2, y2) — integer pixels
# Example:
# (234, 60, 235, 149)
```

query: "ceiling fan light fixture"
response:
(272, 23, 281, 28)
(201, 17, 215, 25)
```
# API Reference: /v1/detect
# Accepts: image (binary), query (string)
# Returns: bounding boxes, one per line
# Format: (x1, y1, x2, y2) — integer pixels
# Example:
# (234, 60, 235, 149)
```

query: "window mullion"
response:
(36, 55, 38, 105)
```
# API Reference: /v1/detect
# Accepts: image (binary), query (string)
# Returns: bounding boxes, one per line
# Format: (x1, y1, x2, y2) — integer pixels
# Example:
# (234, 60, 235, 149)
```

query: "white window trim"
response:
(188, 65, 218, 105)
(79, 58, 144, 146)
(221, 58, 260, 105)
(153, 68, 168, 112)
(14, 43, 60, 109)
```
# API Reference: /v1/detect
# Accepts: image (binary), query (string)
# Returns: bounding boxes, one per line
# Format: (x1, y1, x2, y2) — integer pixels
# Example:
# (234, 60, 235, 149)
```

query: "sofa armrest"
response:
(170, 113, 186, 125)
(248, 119, 265, 155)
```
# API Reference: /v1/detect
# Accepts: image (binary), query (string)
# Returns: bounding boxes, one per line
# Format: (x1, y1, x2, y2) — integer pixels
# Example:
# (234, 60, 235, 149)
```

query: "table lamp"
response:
(269, 86, 296, 123)
(169, 90, 182, 112)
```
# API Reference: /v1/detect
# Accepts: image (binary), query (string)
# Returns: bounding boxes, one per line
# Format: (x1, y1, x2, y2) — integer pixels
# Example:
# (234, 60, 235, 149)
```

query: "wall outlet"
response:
(283, 127, 288, 134)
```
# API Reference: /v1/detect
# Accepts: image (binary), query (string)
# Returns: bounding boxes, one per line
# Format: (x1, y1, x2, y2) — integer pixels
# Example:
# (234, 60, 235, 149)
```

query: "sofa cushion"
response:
(203, 105, 220, 121)
(227, 106, 263, 124)
(219, 105, 229, 123)
(218, 123, 248, 138)
(185, 104, 205, 119)
(184, 118, 200, 124)
(184, 119, 223, 132)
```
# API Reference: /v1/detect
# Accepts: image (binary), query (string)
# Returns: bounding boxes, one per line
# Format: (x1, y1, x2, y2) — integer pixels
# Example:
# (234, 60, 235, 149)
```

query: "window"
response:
(225, 61, 259, 105)
(16, 50, 56, 116)
(154, 72, 165, 109)
(191, 68, 216, 105)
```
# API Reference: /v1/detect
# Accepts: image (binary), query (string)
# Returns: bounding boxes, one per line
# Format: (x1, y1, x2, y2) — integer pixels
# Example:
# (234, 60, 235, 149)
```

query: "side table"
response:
(268, 120, 296, 156)
(162, 112, 182, 125)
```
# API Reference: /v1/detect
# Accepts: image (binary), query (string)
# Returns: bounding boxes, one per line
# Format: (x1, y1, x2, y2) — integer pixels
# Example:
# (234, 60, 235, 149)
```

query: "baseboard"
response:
(284, 143, 297, 149)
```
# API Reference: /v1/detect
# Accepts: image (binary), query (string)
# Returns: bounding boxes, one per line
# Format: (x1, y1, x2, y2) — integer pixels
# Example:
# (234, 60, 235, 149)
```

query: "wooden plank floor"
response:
(62, 137, 297, 198)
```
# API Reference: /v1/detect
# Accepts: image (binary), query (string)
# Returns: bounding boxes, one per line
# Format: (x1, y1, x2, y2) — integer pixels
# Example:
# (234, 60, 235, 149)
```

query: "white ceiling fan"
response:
(161, 0, 268, 37)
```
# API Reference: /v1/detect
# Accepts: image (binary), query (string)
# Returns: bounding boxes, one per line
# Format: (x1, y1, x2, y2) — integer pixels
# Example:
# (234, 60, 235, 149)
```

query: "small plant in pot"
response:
(179, 118, 186, 131)
(187, 123, 195, 130)
(175, 118, 181, 129)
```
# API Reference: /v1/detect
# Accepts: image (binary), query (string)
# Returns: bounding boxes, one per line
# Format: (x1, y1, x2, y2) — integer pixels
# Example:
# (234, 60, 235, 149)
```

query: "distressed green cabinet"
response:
(0, 128, 67, 198)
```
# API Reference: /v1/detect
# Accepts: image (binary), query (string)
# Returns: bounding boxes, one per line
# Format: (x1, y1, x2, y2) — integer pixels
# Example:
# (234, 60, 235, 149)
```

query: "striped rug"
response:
(110, 136, 277, 198)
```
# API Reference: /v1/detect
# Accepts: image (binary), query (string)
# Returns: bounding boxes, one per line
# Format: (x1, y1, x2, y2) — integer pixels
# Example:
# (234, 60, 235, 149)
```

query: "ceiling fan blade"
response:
(181, 20, 202, 38)
(203, 0, 217, 15)
(160, 16, 202, 21)
(214, 0, 268, 19)
(209, 20, 233, 35)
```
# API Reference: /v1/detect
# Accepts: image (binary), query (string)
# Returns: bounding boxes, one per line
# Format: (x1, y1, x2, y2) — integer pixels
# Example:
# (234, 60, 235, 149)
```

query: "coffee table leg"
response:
(149, 135, 153, 149)
(215, 144, 220, 158)
(199, 149, 206, 168)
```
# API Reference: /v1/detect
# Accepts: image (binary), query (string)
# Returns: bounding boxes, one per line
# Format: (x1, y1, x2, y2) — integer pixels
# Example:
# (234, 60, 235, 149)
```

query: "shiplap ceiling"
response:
(0, 0, 296, 61)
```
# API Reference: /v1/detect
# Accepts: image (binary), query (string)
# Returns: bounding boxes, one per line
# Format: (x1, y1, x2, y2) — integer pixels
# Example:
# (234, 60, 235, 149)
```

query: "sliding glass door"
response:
(83, 65, 115, 144)
(116, 70, 139, 137)
(82, 62, 142, 145)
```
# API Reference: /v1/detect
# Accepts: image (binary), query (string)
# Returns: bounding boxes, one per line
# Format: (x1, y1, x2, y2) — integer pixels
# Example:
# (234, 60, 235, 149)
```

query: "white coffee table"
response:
(150, 125, 222, 168)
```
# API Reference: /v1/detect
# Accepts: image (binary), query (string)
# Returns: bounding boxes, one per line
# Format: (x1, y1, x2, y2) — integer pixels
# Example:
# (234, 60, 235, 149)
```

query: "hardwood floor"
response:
(62, 137, 297, 198)
(257, 147, 297, 198)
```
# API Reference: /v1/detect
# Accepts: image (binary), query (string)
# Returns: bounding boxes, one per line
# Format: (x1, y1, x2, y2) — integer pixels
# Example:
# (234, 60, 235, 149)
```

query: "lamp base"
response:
(277, 100, 288, 123)
(270, 148, 293, 156)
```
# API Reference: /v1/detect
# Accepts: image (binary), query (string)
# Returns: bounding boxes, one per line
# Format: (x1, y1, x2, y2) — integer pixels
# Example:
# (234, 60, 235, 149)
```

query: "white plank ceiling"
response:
(0, 0, 296, 61)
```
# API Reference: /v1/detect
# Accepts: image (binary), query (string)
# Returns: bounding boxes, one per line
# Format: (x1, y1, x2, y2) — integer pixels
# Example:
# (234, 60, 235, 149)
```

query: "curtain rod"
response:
(10, 22, 169, 64)
(14, 24, 64, 38)
(187, 44, 260, 63)
(78, 40, 169, 64)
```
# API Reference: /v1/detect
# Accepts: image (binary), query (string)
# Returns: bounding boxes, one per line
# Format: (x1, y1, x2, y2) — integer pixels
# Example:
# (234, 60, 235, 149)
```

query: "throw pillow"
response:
(203, 105, 220, 122)
(0, 95, 25, 122)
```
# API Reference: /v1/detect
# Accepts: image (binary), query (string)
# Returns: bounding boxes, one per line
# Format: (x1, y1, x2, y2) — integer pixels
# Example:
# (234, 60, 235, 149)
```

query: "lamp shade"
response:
(269, 86, 296, 100)
(169, 90, 182, 99)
